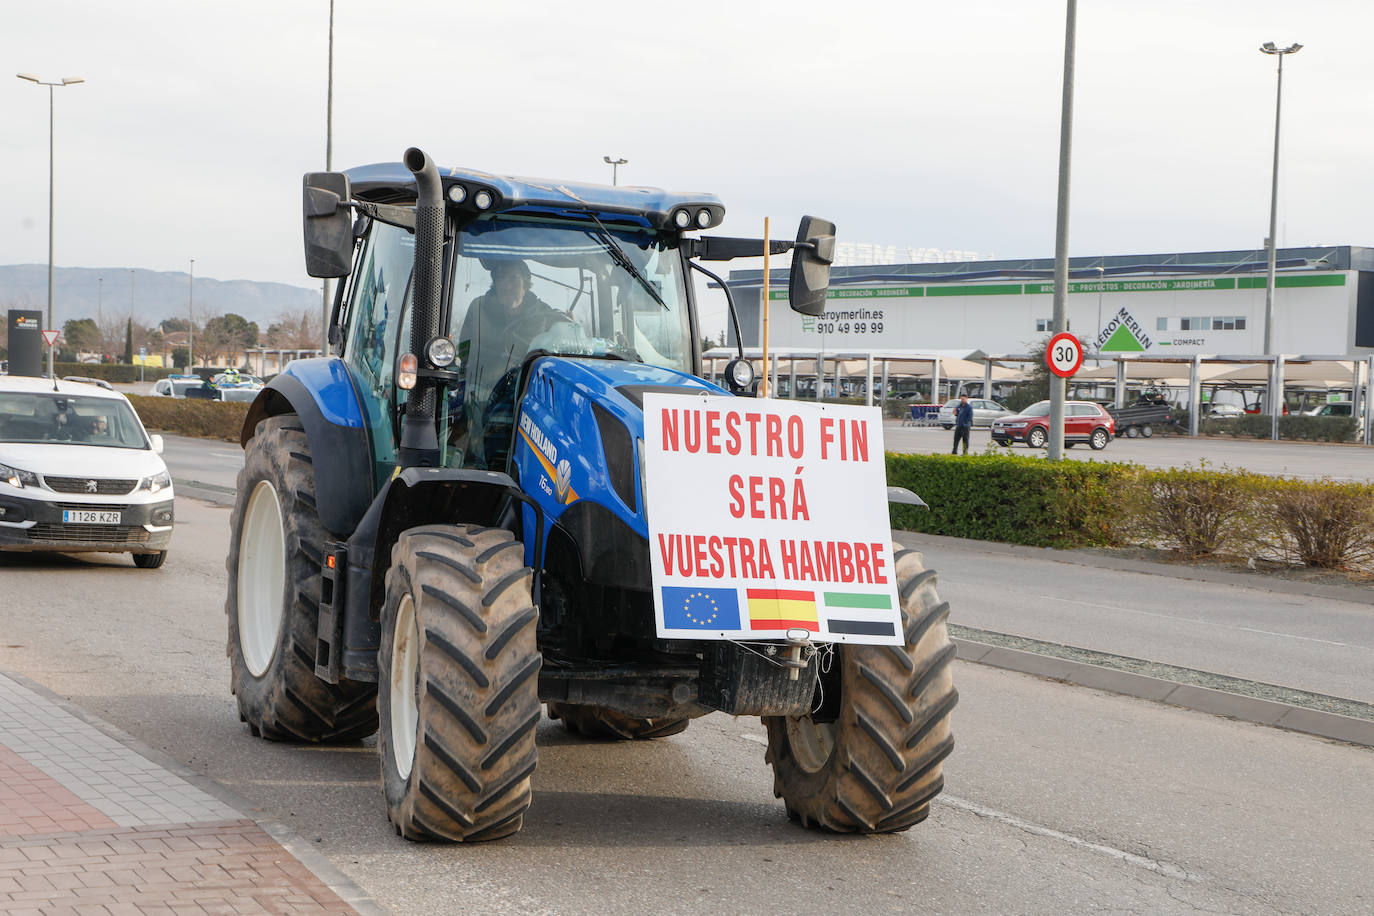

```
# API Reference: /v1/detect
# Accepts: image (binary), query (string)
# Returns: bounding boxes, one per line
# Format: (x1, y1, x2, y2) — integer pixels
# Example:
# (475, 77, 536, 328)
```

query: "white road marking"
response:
(938, 793, 1200, 881)
(1035, 594, 1360, 648)
(739, 732, 1198, 881)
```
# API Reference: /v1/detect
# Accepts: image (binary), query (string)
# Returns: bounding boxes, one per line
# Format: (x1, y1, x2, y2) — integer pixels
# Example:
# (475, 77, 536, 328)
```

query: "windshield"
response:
(1022, 402, 1051, 417)
(0, 393, 148, 448)
(443, 216, 693, 470)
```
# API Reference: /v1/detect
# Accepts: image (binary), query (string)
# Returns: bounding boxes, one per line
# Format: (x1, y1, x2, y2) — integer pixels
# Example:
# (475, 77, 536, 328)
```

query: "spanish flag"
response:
(746, 588, 818, 631)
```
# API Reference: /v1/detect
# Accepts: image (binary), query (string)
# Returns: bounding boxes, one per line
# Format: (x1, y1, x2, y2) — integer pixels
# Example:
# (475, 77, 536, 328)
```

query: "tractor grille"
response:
(44, 476, 138, 495)
(28, 524, 149, 545)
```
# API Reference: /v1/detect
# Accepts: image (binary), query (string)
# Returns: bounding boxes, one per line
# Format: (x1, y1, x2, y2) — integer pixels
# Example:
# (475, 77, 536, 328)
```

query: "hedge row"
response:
(888, 452, 1374, 572)
(129, 395, 249, 442)
(1173, 411, 1360, 442)
(56, 362, 175, 383)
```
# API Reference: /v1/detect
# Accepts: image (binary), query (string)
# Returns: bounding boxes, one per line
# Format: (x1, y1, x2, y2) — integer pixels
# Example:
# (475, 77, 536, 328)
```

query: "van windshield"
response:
(0, 393, 147, 448)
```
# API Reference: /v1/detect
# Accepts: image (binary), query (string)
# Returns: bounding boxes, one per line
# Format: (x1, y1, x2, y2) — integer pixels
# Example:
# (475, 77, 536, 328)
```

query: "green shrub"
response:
(129, 395, 249, 442)
(885, 451, 1138, 548)
(1259, 478, 1374, 569)
(1126, 465, 1264, 558)
(55, 362, 174, 383)
(1192, 413, 1358, 442)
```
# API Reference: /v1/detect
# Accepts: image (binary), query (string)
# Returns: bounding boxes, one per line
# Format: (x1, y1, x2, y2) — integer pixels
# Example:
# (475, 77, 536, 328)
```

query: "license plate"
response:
(62, 510, 122, 525)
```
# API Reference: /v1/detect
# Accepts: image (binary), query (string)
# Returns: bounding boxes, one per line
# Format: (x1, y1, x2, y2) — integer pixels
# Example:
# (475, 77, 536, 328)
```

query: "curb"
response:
(953, 637, 1374, 748)
(0, 668, 388, 916)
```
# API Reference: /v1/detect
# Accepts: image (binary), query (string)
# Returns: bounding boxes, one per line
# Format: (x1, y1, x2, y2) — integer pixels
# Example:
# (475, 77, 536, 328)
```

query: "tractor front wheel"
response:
(226, 415, 377, 742)
(763, 546, 957, 833)
(378, 525, 541, 841)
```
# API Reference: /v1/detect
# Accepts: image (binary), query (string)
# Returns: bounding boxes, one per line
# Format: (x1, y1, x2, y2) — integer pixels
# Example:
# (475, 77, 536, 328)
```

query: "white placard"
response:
(643, 394, 902, 645)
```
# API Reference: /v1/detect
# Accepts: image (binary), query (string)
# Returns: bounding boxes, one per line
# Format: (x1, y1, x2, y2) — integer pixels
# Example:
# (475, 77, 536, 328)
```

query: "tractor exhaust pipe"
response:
(398, 146, 443, 467)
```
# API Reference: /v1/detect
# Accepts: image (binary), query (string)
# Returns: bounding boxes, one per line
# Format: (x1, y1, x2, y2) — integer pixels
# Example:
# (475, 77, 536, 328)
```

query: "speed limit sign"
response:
(1046, 332, 1083, 378)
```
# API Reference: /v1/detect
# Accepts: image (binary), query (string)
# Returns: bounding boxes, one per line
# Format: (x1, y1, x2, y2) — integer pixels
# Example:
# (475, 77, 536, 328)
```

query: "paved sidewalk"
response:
(0, 671, 377, 915)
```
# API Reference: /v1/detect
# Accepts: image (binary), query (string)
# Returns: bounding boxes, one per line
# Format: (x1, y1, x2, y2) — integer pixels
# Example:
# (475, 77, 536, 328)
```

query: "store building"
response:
(724, 245, 1374, 358)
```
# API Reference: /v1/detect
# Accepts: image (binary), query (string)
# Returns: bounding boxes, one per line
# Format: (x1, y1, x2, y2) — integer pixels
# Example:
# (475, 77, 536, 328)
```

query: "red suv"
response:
(990, 400, 1115, 450)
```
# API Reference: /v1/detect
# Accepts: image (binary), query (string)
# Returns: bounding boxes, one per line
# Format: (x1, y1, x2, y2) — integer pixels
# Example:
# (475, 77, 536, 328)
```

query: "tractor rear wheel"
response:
(763, 546, 956, 833)
(546, 703, 689, 740)
(378, 525, 541, 841)
(226, 415, 378, 742)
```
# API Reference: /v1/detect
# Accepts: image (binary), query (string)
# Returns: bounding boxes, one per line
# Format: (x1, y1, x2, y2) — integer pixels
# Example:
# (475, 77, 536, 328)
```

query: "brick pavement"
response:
(0, 671, 375, 915)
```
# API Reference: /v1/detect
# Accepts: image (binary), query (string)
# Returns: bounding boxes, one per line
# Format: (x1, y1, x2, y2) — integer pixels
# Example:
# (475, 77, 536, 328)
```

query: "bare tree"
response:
(264, 308, 323, 350)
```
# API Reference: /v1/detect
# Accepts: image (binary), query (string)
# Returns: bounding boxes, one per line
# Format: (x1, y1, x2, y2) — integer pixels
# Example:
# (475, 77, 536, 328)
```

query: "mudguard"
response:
(240, 357, 374, 535)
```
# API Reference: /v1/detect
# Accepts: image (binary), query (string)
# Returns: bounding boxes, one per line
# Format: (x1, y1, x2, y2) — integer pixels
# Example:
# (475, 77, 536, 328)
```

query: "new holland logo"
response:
(1096, 307, 1153, 352)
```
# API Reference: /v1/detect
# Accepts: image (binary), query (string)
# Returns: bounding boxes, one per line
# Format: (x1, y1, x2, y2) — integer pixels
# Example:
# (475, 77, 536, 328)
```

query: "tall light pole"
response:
(16, 73, 84, 378)
(1047, 0, 1077, 461)
(321, 0, 335, 357)
(1260, 41, 1301, 356)
(603, 156, 628, 186)
(188, 259, 195, 372)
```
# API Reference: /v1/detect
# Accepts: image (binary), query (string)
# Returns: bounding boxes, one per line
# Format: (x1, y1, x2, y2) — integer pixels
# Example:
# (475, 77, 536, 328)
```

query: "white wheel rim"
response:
(237, 480, 287, 677)
(390, 594, 420, 780)
(786, 716, 836, 774)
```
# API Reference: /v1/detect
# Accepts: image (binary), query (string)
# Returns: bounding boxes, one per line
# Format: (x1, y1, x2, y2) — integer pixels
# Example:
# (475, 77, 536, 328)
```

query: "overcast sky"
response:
(4, 0, 1371, 303)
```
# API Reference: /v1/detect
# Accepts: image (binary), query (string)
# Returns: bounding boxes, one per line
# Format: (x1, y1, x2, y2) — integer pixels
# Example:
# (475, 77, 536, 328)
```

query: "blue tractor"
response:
(226, 148, 955, 841)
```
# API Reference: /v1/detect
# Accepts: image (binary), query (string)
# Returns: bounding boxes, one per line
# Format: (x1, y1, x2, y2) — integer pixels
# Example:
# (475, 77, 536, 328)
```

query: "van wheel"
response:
(133, 551, 166, 569)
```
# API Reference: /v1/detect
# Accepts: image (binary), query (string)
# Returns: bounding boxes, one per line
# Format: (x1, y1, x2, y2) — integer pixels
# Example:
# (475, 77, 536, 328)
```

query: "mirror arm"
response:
(687, 236, 795, 262)
(351, 200, 417, 232)
(688, 260, 746, 360)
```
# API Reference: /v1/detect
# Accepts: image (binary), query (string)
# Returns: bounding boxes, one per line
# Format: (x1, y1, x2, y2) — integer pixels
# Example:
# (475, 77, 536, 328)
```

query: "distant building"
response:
(726, 245, 1374, 358)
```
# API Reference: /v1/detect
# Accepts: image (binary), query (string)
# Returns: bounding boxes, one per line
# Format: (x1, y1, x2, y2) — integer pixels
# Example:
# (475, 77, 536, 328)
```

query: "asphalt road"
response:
(898, 531, 1374, 704)
(884, 421, 1374, 481)
(2, 497, 1372, 914)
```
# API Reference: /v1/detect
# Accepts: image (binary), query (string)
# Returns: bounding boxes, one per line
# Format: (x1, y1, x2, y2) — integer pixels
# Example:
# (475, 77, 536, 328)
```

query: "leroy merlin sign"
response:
(1095, 307, 1153, 352)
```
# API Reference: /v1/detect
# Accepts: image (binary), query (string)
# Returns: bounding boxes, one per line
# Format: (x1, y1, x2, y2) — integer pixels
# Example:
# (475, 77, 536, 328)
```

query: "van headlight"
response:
(1, 463, 38, 489)
(140, 470, 172, 494)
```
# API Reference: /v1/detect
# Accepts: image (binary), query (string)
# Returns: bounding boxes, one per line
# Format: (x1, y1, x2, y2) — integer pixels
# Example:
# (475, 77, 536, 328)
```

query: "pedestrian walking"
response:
(951, 394, 973, 454)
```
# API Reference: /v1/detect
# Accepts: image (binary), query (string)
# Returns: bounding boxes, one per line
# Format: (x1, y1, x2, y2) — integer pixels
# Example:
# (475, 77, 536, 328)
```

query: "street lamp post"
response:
(1259, 41, 1301, 357)
(16, 72, 84, 378)
(603, 156, 628, 186)
(188, 259, 195, 374)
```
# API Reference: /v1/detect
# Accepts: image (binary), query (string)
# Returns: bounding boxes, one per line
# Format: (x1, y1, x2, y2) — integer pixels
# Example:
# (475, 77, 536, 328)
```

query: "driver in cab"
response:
(454, 259, 564, 468)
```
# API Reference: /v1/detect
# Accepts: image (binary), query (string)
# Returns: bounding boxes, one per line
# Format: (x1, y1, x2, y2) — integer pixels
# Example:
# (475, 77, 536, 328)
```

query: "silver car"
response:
(938, 397, 1012, 429)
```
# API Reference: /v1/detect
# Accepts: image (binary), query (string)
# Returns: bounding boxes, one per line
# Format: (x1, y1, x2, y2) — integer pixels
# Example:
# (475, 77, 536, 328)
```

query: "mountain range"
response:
(0, 264, 322, 330)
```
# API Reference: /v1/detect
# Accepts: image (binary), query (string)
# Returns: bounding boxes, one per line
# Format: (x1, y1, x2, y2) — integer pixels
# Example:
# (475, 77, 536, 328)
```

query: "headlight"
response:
(724, 357, 755, 392)
(140, 470, 172, 494)
(426, 336, 457, 368)
(1, 463, 39, 489)
(1005, 422, 1027, 428)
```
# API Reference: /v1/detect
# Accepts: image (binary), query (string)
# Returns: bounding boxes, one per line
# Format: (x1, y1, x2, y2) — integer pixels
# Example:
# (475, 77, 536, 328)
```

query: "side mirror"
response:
(150, 434, 164, 454)
(788, 215, 836, 317)
(303, 172, 354, 278)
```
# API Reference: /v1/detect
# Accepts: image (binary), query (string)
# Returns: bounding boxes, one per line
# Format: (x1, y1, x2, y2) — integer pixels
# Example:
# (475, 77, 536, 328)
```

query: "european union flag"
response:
(661, 586, 741, 630)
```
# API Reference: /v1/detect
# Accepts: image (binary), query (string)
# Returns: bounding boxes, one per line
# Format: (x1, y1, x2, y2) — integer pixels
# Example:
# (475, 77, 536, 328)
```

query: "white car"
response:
(0, 376, 174, 567)
(937, 397, 1013, 429)
(151, 375, 209, 398)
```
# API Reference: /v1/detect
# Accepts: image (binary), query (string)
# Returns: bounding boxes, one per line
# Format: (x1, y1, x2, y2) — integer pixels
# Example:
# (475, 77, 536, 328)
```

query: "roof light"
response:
(474, 190, 494, 210)
(696, 209, 712, 229)
(447, 184, 467, 204)
(673, 209, 692, 229)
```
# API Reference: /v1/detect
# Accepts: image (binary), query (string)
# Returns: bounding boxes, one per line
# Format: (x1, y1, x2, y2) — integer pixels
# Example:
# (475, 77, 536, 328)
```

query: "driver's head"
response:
(489, 260, 531, 310)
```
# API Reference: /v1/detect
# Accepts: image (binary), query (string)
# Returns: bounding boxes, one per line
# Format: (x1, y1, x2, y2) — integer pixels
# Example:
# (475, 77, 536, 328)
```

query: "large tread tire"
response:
(546, 702, 689, 740)
(226, 415, 378, 743)
(763, 546, 956, 833)
(378, 525, 541, 842)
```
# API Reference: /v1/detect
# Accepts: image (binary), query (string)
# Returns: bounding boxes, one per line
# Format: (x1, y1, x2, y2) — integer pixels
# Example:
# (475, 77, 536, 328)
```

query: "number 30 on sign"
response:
(1046, 332, 1083, 378)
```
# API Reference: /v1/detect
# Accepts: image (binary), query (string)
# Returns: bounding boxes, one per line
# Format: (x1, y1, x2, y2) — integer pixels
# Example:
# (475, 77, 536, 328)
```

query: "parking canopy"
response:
(1074, 360, 1240, 386)
(1209, 360, 1364, 389)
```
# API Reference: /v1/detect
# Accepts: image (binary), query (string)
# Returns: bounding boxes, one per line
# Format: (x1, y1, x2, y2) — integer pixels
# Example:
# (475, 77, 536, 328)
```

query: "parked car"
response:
(0, 376, 173, 567)
(1203, 403, 1244, 419)
(217, 383, 264, 403)
(938, 397, 1013, 429)
(1304, 401, 1353, 417)
(151, 375, 208, 398)
(991, 399, 1115, 450)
